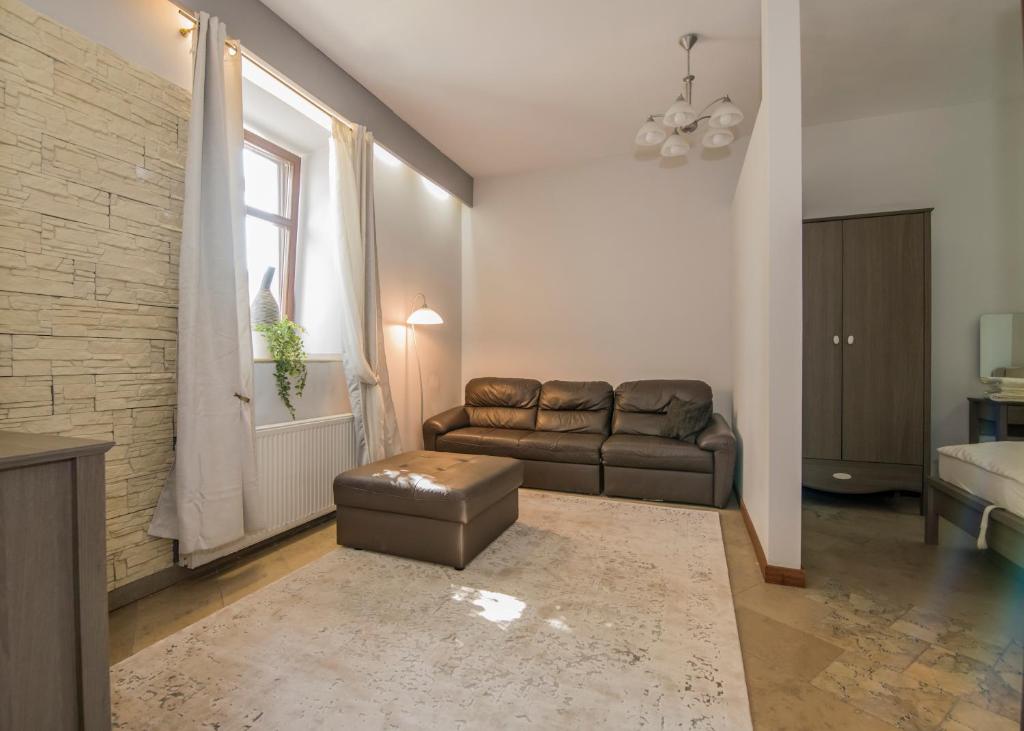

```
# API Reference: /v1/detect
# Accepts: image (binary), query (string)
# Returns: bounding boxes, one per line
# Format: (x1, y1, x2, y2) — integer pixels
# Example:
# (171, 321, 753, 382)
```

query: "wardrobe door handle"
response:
(847, 335, 855, 345)
(833, 335, 840, 345)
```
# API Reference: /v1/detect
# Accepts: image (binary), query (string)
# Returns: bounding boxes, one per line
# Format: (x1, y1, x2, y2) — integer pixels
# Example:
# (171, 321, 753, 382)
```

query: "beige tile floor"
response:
(109, 490, 1024, 730)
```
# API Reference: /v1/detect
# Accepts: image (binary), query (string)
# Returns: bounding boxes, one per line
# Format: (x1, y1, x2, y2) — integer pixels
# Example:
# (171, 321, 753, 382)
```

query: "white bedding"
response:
(937, 441, 1024, 520)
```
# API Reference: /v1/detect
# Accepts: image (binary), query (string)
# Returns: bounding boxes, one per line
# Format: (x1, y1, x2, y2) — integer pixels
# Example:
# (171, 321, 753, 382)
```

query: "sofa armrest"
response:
(697, 413, 735, 451)
(422, 406, 470, 450)
(697, 414, 737, 508)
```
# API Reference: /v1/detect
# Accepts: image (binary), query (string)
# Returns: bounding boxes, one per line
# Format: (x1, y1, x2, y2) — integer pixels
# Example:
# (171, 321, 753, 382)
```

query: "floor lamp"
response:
(407, 293, 444, 432)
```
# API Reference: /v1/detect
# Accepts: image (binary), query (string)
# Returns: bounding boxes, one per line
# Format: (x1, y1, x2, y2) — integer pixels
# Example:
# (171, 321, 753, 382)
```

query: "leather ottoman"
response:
(333, 451, 522, 569)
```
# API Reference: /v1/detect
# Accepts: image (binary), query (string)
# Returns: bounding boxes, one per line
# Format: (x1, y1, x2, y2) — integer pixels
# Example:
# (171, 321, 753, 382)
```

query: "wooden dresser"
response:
(0, 431, 113, 731)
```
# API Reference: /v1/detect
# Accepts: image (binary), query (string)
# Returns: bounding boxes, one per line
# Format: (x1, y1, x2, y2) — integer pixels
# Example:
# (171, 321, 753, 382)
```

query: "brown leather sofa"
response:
(423, 378, 610, 494)
(602, 380, 735, 507)
(423, 377, 736, 507)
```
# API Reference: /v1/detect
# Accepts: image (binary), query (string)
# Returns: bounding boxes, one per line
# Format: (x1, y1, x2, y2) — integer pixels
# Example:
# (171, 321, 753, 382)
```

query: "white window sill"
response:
(254, 353, 343, 364)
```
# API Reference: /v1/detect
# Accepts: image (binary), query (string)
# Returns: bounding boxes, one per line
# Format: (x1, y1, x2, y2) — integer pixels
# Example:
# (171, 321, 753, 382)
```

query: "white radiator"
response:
(182, 414, 357, 568)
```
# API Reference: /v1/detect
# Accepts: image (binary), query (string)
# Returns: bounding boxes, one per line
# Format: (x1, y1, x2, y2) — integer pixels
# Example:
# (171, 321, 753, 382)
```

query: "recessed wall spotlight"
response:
(634, 33, 743, 159)
(420, 177, 451, 201)
(373, 144, 403, 168)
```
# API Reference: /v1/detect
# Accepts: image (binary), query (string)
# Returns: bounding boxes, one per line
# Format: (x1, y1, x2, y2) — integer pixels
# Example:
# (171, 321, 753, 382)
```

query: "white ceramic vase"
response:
(251, 266, 281, 326)
(251, 266, 279, 360)
(252, 331, 271, 360)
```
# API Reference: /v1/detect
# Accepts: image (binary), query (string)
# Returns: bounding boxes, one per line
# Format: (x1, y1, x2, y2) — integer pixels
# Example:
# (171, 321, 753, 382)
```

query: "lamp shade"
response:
(664, 97, 698, 128)
(407, 305, 443, 325)
(702, 127, 734, 149)
(660, 133, 690, 158)
(709, 100, 744, 128)
(635, 119, 667, 146)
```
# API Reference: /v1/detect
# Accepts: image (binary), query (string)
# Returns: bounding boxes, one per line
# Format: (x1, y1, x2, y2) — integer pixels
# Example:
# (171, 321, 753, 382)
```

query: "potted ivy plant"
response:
(254, 318, 308, 419)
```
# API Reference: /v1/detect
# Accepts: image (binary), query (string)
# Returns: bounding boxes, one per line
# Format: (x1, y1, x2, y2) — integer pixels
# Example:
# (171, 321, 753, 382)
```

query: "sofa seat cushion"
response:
(516, 431, 605, 465)
(601, 434, 713, 473)
(435, 427, 533, 459)
(437, 428, 605, 466)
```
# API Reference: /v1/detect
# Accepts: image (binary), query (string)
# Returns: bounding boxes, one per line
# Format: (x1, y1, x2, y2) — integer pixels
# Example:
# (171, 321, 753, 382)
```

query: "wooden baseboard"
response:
(107, 564, 190, 611)
(107, 512, 336, 611)
(738, 500, 806, 588)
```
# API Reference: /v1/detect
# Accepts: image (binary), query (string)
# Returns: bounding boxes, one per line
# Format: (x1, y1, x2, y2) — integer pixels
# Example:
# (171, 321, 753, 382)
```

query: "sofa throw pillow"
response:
(661, 396, 712, 442)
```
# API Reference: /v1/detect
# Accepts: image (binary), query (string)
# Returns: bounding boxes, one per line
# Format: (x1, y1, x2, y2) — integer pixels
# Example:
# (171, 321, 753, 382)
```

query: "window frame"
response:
(243, 129, 301, 319)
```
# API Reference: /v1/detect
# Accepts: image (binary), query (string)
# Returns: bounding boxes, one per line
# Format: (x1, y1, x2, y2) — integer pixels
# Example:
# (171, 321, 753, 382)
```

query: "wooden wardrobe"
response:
(802, 209, 931, 495)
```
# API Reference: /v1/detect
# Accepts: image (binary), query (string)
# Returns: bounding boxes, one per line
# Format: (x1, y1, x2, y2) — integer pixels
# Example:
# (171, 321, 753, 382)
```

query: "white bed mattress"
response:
(937, 441, 1024, 519)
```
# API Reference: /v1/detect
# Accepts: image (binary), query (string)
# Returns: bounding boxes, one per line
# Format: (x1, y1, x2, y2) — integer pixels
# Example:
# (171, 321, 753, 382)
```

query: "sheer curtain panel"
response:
(150, 13, 265, 554)
(331, 121, 402, 463)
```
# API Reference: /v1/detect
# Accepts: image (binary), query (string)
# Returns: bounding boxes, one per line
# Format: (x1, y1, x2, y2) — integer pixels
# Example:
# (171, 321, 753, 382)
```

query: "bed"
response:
(925, 441, 1024, 569)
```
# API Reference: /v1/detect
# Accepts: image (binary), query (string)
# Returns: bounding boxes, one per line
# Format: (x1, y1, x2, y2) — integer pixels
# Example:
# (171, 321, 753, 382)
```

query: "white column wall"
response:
(732, 0, 803, 570)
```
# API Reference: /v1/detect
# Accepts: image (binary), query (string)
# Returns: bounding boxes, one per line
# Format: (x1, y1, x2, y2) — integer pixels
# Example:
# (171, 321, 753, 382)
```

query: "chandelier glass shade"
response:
(709, 99, 744, 128)
(702, 127, 735, 149)
(635, 119, 668, 146)
(634, 33, 742, 159)
(660, 133, 691, 158)
(664, 97, 698, 128)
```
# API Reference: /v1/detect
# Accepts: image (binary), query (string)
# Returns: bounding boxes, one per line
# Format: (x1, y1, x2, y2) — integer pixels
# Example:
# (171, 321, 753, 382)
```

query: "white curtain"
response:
(330, 121, 403, 463)
(150, 13, 264, 554)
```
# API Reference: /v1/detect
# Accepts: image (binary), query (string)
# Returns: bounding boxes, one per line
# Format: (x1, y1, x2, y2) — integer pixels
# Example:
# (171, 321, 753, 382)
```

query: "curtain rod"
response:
(176, 7, 235, 47)
(174, 5, 355, 132)
(241, 47, 355, 131)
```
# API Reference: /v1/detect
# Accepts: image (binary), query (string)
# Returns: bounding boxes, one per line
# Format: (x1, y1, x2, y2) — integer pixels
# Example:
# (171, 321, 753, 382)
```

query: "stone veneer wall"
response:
(0, 0, 187, 590)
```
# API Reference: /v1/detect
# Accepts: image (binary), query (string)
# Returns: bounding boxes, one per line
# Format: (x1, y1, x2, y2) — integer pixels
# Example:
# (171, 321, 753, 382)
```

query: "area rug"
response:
(112, 491, 752, 729)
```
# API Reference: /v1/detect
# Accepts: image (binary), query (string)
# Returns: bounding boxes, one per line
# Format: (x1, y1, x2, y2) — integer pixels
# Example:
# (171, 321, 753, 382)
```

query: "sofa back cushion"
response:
(611, 380, 713, 436)
(465, 377, 540, 429)
(536, 380, 613, 435)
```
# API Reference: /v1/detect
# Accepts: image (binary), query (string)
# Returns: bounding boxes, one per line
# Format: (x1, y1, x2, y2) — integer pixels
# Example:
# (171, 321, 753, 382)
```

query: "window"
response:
(243, 130, 301, 318)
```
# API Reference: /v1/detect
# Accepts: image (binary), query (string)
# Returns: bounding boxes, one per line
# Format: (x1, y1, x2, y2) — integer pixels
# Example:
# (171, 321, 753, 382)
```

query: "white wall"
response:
(803, 97, 1024, 456)
(732, 0, 803, 571)
(253, 360, 349, 425)
(22, 0, 193, 89)
(375, 160, 463, 449)
(732, 119, 771, 544)
(286, 140, 464, 445)
(292, 140, 334, 350)
(462, 148, 744, 417)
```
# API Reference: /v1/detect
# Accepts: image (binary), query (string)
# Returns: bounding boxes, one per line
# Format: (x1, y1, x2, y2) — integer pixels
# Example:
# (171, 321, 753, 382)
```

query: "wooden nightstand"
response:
(967, 396, 1024, 443)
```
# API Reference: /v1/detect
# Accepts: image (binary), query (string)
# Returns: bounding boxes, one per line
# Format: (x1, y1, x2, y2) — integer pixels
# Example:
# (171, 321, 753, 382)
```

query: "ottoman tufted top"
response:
(333, 451, 523, 524)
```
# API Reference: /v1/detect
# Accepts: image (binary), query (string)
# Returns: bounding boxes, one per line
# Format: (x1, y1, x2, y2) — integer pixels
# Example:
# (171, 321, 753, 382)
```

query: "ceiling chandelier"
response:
(635, 33, 744, 158)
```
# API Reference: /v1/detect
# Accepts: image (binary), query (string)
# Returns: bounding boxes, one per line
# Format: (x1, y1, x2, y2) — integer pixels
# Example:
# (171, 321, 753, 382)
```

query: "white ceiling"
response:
(801, 0, 1023, 127)
(258, 0, 1022, 178)
(257, 0, 762, 177)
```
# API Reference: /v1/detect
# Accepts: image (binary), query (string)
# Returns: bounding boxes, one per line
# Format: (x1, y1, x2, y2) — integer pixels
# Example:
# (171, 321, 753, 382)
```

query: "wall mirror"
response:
(980, 313, 1024, 380)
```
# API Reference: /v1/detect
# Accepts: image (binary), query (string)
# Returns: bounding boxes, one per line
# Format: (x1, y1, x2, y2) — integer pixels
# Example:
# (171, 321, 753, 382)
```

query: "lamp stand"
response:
(411, 323, 425, 433)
